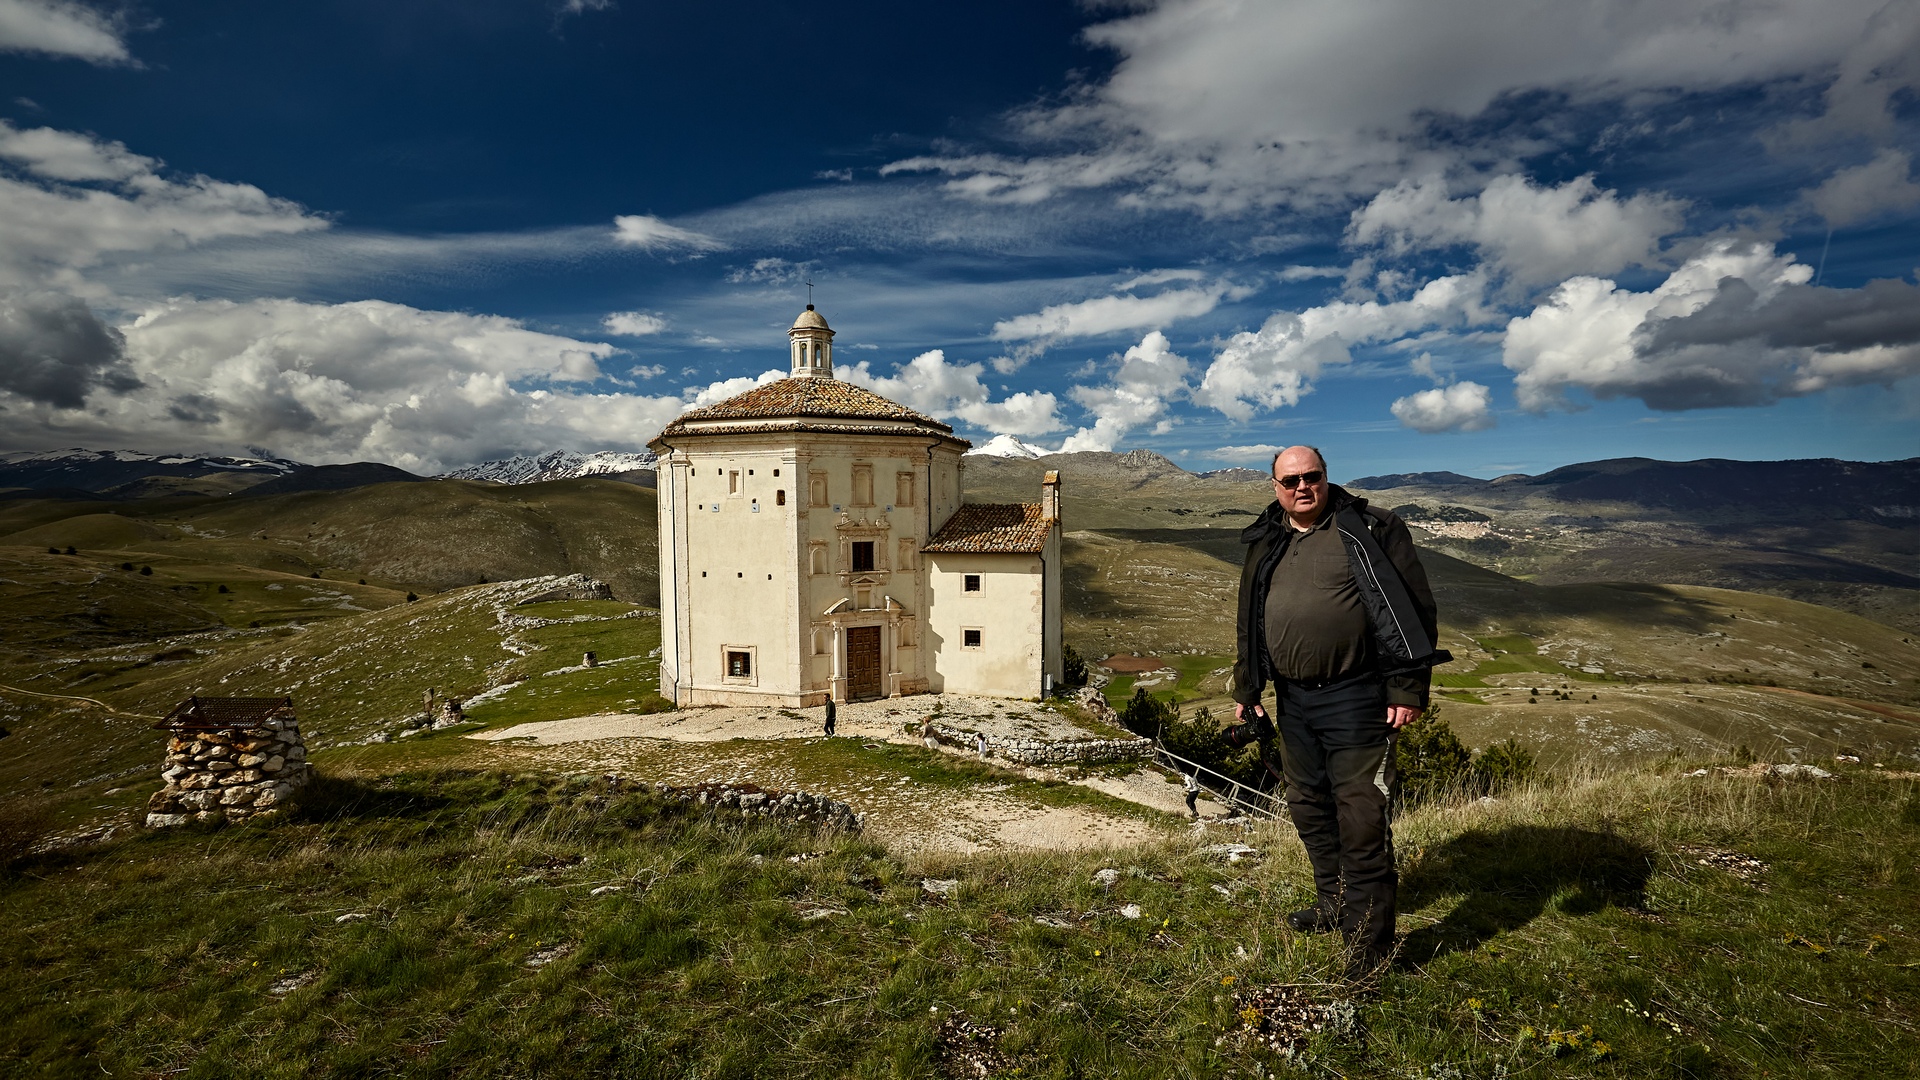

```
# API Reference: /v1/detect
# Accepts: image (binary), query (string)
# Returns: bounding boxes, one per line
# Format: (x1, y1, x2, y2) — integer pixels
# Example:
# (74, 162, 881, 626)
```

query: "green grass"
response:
(1098, 654, 1233, 712)
(3, 763, 1917, 1078)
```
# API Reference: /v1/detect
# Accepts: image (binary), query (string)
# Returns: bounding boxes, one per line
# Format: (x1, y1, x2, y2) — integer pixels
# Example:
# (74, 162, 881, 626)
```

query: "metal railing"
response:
(1151, 742, 1283, 820)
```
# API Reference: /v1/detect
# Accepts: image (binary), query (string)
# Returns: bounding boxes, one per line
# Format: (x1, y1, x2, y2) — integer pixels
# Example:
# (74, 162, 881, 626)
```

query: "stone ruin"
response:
(515, 575, 616, 606)
(146, 696, 311, 828)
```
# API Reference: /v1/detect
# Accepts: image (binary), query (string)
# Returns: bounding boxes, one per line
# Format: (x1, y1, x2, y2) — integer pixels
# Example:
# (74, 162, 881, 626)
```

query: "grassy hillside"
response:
(2, 762, 1916, 1078)
(0, 476, 659, 605)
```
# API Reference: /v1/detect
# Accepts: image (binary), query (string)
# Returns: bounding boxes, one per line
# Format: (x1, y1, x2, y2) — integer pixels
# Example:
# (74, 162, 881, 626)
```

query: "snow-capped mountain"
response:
(439, 449, 658, 485)
(0, 448, 303, 492)
(965, 434, 1052, 459)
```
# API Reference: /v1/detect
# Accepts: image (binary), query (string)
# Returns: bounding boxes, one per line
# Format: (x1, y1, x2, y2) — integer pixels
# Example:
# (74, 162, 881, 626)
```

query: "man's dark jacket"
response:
(1231, 484, 1447, 710)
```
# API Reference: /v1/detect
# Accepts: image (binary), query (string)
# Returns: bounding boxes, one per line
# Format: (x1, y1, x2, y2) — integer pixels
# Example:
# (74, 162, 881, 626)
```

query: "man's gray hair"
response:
(1270, 446, 1329, 479)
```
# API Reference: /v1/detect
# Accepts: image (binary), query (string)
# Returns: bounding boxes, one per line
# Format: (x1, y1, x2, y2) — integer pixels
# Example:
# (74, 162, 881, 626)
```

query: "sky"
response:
(0, 0, 1917, 479)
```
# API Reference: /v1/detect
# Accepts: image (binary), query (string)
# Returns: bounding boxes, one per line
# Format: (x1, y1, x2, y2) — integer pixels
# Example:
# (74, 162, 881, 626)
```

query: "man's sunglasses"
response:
(1274, 470, 1324, 489)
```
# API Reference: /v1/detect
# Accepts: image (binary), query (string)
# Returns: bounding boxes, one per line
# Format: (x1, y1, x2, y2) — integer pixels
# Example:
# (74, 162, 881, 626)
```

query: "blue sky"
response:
(0, 0, 1916, 478)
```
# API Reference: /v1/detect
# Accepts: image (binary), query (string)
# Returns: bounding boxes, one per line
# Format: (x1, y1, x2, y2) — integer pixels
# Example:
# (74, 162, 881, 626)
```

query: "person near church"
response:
(1182, 771, 1201, 818)
(823, 699, 836, 737)
(1224, 445, 1448, 981)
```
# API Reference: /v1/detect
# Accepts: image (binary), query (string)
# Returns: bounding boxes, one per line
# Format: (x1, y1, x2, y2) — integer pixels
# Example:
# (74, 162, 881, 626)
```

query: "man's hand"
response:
(1386, 705, 1418, 729)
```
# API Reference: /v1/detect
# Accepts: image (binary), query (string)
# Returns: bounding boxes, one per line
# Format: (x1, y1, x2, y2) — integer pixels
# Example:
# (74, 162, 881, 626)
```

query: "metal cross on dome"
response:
(805, 278, 814, 305)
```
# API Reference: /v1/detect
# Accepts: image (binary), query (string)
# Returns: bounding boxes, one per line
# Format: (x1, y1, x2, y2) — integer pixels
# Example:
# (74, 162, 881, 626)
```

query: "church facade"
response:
(649, 306, 1062, 706)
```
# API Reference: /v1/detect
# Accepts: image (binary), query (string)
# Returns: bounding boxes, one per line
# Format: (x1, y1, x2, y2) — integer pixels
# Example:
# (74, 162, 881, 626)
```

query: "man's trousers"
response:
(1274, 672, 1398, 963)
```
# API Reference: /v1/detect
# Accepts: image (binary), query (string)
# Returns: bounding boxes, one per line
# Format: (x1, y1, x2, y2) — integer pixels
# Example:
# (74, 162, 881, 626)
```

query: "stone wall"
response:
(929, 709, 1152, 767)
(146, 719, 311, 828)
(651, 781, 863, 833)
(516, 575, 616, 605)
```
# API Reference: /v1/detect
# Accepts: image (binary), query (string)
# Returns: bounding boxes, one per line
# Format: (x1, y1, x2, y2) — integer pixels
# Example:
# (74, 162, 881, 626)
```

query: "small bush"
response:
(310, 571, 321, 578)
(1397, 704, 1473, 804)
(1120, 687, 1179, 737)
(139, 565, 152, 576)
(1473, 738, 1537, 795)
(46, 546, 58, 554)
(1061, 643, 1088, 691)
(217, 584, 229, 593)
(120, 562, 133, 571)
(406, 592, 419, 603)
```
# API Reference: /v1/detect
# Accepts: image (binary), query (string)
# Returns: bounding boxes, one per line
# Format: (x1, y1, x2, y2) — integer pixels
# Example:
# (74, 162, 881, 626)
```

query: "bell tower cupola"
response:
(788, 304, 835, 379)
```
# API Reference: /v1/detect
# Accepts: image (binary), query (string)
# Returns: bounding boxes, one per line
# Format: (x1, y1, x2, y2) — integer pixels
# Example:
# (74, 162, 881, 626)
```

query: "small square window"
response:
(727, 651, 752, 677)
(963, 628, 982, 648)
(963, 574, 981, 593)
(773, 468, 780, 477)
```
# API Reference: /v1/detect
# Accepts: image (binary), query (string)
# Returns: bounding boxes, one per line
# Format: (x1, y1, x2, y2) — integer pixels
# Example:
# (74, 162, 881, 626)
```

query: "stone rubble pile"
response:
(652, 781, 863, 833)
(146, 719, 310, 828)
(929, 716, 1151, 767)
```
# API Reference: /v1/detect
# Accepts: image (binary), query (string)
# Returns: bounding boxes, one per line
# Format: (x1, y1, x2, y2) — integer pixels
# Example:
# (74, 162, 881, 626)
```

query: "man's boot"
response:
(1285, 905, 1338, 934)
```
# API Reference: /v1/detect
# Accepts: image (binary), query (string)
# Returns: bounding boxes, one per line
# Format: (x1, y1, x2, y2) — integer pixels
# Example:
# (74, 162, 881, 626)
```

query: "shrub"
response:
(1120, 687, 1179, 737)
(217, 584, 229, 594)
(1473, 738, 1537, 795)
(139, 565, 153, 576)
(46, 546, 58, 554)
(406, 592, 419, 603)
(120, 562, 133, 571)
(64, 546, 75, 555)
(1396, 705, 1539, 806)
(1396, 703, 1474, 805)
(1158, 704, 1268, 790)
(1061, 643, 1088, 691)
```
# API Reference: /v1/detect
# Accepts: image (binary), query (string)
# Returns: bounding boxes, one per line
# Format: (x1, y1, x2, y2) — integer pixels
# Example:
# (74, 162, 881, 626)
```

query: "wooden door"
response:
(846, 626, 882, 700)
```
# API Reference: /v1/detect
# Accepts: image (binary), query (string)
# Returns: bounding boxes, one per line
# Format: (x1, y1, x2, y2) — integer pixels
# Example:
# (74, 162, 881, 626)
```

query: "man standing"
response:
(823, 698, 836, 737)
(1226, 446, 1447, 980)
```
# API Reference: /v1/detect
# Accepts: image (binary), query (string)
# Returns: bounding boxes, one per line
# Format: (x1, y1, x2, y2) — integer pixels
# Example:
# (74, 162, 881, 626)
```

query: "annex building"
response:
(649, 305, 1063, 706)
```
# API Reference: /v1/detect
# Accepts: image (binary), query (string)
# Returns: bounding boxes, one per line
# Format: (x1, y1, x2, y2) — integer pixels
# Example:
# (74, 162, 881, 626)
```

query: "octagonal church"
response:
(649, 305, 1063, 706)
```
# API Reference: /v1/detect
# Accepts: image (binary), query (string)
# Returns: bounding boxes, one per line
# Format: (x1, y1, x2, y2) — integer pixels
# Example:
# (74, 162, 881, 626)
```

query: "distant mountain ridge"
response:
(0, 448, 300, 494)
(439, 449, 658, 485)
(1352, 456, 1920, 521)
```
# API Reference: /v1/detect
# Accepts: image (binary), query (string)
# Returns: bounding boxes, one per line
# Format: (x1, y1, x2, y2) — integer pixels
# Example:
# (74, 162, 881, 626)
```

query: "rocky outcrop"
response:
(146, 718, 310, 828)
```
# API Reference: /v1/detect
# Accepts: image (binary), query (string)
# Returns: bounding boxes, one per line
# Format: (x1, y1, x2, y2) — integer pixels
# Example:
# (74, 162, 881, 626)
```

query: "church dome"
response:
(790, 305, 831, 332)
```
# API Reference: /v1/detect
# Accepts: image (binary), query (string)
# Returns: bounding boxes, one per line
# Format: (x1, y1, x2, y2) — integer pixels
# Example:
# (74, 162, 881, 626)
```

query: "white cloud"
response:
(1390, 381, 1495, 433)
(887, 0, 1904, 212)
(1057, 331, 1190, 452)
(725, 256, 812, 285)
(990, 272, 1248, 356)
(1195, 272, 1492, 420)
(610, 213, 727, 253)
(1804, 149, 1920, 228)
(1493, 239, 1920, 412)
(0, 296, 691, 472)
(684, 369, 783, 409)
(840, 349, 1061, 436)
(603, 310, 666, 336)
(1278, 265, 1344, 282)
(0, 0, 128, 64)
(1349, 174, 1686, 288)
(0, 122, 326, 290)
(1211, 443, 1285, 462)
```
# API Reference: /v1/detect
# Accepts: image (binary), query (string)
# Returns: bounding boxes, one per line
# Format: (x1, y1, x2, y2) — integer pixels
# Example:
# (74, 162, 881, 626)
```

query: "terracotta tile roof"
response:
(660, 377, 952, 434)
(160, 696, 295, 731)
(923, 503, 1054, 553)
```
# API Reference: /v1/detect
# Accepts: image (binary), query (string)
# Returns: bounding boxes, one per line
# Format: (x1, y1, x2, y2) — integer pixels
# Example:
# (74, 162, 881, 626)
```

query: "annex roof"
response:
(656, 377, 958, 440)
(922, 503, 1053, 554)
(159, 695, 295, 732)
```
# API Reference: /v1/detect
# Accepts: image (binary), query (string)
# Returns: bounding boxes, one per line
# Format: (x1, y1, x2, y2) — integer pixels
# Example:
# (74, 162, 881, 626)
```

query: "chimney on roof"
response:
(1041, 469, 1060, 522)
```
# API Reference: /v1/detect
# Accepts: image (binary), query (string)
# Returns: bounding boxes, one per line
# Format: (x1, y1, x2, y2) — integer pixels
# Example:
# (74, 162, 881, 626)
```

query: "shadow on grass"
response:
(1399, 824, 1653, 965)
(284, 772, 457, 825)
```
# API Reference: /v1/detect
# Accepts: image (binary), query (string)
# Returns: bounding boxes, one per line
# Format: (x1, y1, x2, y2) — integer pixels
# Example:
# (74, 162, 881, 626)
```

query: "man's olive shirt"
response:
(1262, 509, 1372, 684)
